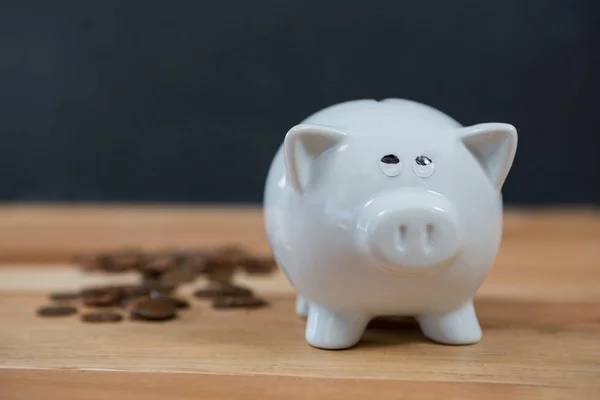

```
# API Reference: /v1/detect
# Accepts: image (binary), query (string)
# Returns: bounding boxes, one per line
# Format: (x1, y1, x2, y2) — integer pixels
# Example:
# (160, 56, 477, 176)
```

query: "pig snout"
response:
(356, 189, 460, 272)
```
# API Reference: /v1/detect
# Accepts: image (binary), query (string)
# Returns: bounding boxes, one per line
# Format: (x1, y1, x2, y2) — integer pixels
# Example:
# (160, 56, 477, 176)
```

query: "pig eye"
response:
(379, 154, 402, 177)
(413, 155, 435, 178)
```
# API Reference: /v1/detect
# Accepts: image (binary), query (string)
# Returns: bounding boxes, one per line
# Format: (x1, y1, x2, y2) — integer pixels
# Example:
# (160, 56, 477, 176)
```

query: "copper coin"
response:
(205, 245, 249, 267)
(105, 249, 145, 272)
(243, 257, 277, 274)
(181, 252, 209, 274)
(81, 285, 121, 295)
(37, 305, 77, 317)
(141, 270, 163, 280)
(81, 286, 111, 298)
(160, 266, 197, 286)
(82, 289, 122, 307)
(112, 284, 142, 295)
(211, 296, 267, 309)
(119, 295, 135, 308)
(131, 299, 177, 321)
(120, 293, 148, 308)
(142, 253, 179, 274)
(94, 285, 145, 308)
(141, 280, 175, 294)
(81, 312, 123, 323)
(121, 284, 150, 297)
(49, 291, 80, 301)
(148, 292, 190, 309)
(166, 249, 191, 264)
(193, 284, 253, 299)
(123, 294, 151, 309)
(205, 264, 237, 285)
(170, 297, 190, 309)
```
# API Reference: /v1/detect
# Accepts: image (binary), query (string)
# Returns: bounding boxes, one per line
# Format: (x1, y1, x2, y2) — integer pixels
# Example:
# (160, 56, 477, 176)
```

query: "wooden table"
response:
(0, 205, 599, 399)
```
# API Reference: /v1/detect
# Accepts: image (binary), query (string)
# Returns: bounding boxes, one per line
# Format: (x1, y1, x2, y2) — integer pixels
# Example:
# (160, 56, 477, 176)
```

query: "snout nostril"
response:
(424, 223, 434, 253)
(397, 224, 408, 251)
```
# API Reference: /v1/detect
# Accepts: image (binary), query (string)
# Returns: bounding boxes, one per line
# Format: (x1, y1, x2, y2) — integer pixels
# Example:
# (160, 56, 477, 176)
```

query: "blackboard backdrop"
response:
(0, 0, 597, 204)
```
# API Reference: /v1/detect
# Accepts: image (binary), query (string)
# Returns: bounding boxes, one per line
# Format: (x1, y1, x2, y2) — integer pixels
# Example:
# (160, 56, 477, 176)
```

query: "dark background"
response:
(0, 0, 597, 205)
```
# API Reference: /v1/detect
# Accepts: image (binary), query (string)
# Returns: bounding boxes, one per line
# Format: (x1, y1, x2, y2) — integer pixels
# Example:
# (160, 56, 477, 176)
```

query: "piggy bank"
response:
(263, 98, 517, 349)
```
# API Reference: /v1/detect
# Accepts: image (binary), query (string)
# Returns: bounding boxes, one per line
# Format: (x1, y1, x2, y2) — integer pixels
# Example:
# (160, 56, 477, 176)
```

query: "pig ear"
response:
(284, 123, 347, 194)
(459, 123, 518, 189)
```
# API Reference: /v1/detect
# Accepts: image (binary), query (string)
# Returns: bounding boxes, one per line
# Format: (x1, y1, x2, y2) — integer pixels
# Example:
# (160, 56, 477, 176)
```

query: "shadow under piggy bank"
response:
(344, 296, 599, 349)
(360, 316, 428, 348)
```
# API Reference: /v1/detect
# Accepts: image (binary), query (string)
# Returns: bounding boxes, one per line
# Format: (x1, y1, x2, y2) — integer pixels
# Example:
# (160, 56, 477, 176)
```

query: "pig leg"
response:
(295, 296, 309, 317)
(416, 300, 482, 345)
(305, 303, 369, 349)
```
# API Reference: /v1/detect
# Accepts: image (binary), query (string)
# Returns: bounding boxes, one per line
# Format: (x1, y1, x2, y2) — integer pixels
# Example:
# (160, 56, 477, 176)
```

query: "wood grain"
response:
(0, 205, 599, 399)
(0, 203, 596, 262)
(0, 369, 592, 400)
(0, 204, 273, 262)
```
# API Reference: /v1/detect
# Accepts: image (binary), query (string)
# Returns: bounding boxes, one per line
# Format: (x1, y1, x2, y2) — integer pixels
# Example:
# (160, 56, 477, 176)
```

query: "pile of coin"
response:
(36, 245, 277, 323)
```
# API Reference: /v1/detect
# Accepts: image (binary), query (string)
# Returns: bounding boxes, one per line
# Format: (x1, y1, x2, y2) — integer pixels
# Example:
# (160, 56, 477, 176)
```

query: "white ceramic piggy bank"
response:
(263, 98, 517, 349)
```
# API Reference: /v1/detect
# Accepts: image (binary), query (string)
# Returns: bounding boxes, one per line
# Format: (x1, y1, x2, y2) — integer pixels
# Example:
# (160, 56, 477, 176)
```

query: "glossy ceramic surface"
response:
(263, 98, 518, 349)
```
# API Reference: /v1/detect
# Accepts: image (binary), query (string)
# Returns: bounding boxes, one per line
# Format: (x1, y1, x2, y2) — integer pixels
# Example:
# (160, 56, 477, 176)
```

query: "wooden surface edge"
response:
(0, 368, 592, 400)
